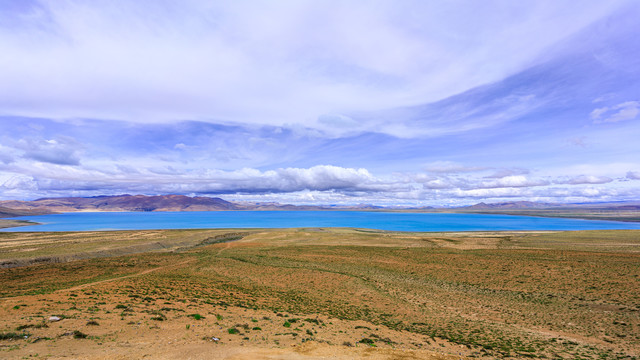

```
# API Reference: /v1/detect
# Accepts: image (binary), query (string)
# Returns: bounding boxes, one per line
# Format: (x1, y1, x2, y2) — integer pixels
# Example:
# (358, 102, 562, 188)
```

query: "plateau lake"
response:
(4, 211, 640, 232)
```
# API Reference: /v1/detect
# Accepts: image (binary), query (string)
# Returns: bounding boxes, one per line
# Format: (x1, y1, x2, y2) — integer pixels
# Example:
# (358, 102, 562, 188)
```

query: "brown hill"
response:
(0, 194, 240, 212)
(0, 206, 52, 218)
(0, 195, 379, 213)
(466, 201, 640, 211)
(467, 201, 556, 209)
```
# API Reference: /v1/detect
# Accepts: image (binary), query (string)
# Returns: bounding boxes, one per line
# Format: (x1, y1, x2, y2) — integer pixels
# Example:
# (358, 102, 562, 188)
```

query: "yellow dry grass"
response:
(1, 228, 639, 359)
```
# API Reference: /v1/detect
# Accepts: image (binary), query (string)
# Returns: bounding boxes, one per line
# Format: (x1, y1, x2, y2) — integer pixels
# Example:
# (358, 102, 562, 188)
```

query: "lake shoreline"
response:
(0, 219, 40, 229)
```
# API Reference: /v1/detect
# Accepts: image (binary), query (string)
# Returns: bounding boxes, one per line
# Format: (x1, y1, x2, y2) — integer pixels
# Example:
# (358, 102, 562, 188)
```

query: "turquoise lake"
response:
(3, 211, 640, 232)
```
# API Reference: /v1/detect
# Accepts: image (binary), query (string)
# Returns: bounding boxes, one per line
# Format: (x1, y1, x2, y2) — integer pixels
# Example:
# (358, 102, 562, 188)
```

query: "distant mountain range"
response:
(0, 194, 242, 214)
(455, 200, 640, 222)
(464, 201, 556, 209)
(0, 194, 383, 215)
(0, 206, 53, 218)
(1, 195, 639, 219)
(461, 201, 640, 211)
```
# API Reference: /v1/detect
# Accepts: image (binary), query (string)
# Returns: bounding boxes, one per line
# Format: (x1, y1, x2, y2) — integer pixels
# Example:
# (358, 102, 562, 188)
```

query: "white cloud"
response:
(591, 101, 640, 123)
(555, 175, 613, 185)
(1, 137, 637, 204)
(0, 164, 395, 196)
(589, 106, 609, 120)
(475, 175, 549, 189)
(421, 179, 454, 190)
(545, 163, 640, 178)
(198, 165, 383, 193)
(0, 0, 626, 134)
(1, 175, 38, 191)
(484, 168, 530, 178)
(0, 145, 15, 164)
(452, 187, 528, 199)
(13, 136, 82, 166)
(424, 161, 486, 174)
(627, 171, 640, 180)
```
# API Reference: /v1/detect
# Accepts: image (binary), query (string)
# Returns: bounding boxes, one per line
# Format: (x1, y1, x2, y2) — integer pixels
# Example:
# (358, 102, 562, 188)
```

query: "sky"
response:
(1, 0, 639, 206)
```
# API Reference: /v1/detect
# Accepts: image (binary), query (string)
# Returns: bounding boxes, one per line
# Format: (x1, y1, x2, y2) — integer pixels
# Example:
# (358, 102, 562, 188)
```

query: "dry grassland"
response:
(0, 228, 639, 359)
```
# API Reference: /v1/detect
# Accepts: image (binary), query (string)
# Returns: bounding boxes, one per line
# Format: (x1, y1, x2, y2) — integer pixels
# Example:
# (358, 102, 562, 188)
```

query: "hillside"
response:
(465, 201, 640, 211)
(466, 201, 556, 209)
(458, 201, 640, 222)
(0, 194, 240, 213)
(0, 206, 52, 218)
(0, 194, 354, 213)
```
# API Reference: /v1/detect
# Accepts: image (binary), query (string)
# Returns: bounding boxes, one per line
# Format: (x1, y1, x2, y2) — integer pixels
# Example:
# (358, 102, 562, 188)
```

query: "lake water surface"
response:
(4, 211, 640, 232)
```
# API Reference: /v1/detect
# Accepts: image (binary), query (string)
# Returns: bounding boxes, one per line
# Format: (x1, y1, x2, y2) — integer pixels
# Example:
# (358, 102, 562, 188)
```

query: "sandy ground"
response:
(4, 229, 638, 359)
(0, 285, 471, 360)
(4, 341, 463, 360)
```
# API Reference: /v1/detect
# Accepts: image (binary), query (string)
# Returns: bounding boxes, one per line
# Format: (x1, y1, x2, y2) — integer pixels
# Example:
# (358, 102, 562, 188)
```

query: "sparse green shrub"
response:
(228, 328, 239, 334)
(359, 338, 375, 345)
(16, 323, 48, 331)
(370, 334, 394, 344)
(283, 321, 291, 328)
(0, 332, 29, 340)
(73, 330, 87, 339)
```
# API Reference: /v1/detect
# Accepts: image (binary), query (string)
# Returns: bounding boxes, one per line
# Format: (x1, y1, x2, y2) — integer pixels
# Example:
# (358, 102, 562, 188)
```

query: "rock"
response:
(48, 316, 61, 322)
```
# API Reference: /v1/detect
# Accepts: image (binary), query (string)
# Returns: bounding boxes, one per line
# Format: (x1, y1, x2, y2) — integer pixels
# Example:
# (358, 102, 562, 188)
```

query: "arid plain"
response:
(1, 228, 639, 359)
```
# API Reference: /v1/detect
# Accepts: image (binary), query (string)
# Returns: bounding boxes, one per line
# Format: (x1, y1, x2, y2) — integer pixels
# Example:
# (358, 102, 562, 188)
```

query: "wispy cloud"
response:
(423, 161, 487, 174)
(0, 1, 639, 205)
(484, 168, 530, 179)
(555, 175, 613, 185)
(475, 175, 549, 189)
(15, 136, 82, 166)
(0, 0, 629, 134)
(0, 144, 15, 164)
(591, 101, 640, 123)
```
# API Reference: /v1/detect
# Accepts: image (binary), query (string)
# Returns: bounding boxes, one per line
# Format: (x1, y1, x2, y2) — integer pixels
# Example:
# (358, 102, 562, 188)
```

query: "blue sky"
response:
(1, 0, 639, 206)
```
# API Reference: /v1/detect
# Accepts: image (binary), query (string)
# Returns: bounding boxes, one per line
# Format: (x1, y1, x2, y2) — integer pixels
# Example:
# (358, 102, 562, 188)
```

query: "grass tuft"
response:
(73, 330, 87, 339)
